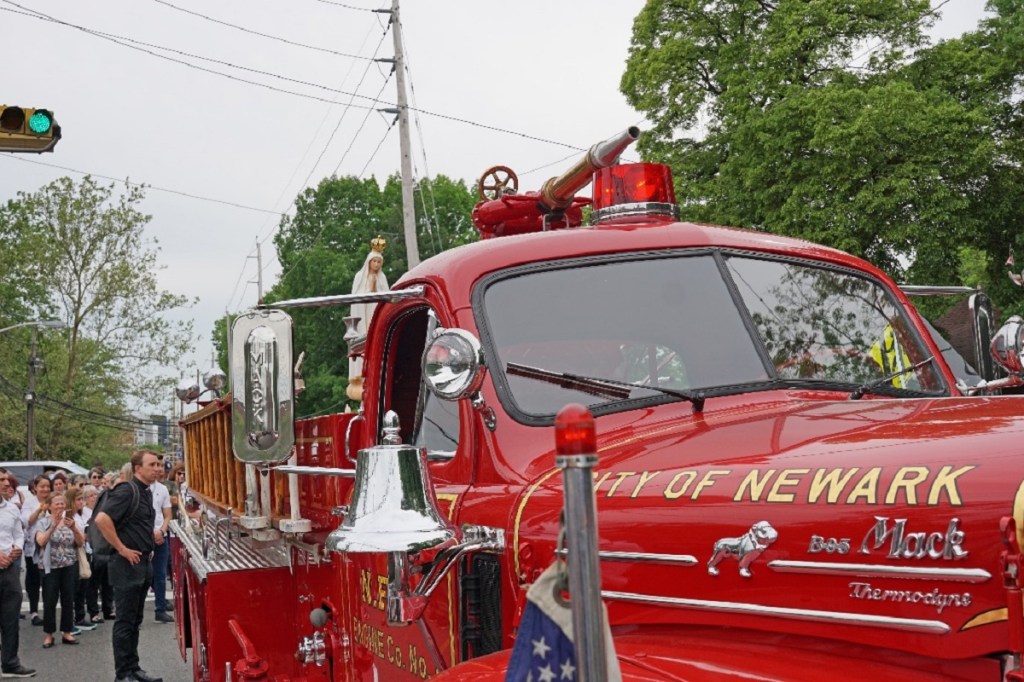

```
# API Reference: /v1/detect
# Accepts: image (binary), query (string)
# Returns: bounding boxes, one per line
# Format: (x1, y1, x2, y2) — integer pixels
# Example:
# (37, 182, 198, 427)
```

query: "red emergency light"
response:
(591, 162, 679, 225)
(554, 403, 597, 455)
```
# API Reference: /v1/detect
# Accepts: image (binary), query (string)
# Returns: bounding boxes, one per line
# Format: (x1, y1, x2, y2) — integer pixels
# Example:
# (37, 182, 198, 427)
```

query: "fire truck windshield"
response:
(480, 251, 943, 419)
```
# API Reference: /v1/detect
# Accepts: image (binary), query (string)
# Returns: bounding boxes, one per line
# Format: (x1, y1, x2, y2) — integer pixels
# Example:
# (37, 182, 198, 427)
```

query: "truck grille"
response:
(460, 554, 503, 659)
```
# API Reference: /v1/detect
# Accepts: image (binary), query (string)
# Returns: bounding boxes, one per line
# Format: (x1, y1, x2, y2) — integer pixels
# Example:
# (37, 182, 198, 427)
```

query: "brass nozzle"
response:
(540, 126, 640, 211)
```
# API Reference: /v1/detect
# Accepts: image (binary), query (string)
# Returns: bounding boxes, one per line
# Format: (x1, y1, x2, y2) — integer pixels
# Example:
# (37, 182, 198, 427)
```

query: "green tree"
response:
(621, 0, 1022, 304)
(0, 176, 196, 460)
(215, 174, 479, 418)
(904, 4, 1024, 318)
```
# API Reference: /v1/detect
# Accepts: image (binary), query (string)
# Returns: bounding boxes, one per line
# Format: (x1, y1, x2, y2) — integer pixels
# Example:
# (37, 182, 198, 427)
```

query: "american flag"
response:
(505, 564, 621, 682)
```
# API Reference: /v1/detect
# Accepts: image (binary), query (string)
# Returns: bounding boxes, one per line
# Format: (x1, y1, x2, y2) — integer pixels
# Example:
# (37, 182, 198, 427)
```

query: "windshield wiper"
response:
(506, 362, 705, 412)
(848, 356, 935, 401)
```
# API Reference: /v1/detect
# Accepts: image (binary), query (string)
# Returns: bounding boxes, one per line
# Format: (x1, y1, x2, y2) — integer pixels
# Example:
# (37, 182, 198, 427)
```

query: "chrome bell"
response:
(326, 411, 457, 554)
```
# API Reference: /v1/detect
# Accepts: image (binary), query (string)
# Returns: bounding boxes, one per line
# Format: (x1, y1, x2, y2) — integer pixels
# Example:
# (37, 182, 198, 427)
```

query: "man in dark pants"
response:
(149, 458, 173, 624)
(0, 473, 34, 677)
(95, 451, 163, 682)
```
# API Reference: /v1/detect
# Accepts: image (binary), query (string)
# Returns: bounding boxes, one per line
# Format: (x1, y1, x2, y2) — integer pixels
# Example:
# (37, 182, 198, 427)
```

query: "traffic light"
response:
(0, 106, 60, 153)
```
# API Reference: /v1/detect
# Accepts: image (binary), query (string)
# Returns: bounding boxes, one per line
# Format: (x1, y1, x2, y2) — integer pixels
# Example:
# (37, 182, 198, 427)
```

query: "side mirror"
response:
(990, 315, 1024, 375)
(230, 309, 295, 464)
(970, 293, 995, 381)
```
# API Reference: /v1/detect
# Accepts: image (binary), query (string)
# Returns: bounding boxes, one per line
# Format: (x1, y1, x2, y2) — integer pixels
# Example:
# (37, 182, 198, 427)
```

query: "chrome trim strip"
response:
(263, 286, 425, 310)
(556, 549, 698, 565)
(768, 560, 991, 583)
(899, 284, 977, 297)
(592, 202, 680, 225)
(274, 465, 356, 478)
(600, 551, 698, 565)
(603, 590, 950, 635)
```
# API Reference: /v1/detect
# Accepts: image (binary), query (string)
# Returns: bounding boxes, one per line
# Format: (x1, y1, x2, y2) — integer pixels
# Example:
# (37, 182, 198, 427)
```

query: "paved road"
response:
(15, 570, 192, 682)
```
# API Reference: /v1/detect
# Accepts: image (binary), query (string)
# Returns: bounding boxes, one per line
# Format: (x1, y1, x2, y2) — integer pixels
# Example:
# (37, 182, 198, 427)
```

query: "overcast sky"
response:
(0, 0, 987, 413)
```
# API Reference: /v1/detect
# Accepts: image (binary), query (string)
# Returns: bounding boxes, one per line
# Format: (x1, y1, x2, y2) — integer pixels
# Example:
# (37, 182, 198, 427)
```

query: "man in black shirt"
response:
(94, 450, 164, 682)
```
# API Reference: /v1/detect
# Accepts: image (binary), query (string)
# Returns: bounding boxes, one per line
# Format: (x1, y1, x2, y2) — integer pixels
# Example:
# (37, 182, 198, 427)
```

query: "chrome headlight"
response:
(423, 328, 486, 400)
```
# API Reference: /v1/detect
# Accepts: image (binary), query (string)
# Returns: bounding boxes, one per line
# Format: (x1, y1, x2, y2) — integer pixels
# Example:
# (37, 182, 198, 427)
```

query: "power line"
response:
(229, 280, 255, 314)
(841, 0, 957, 69)
(149, 0, 375, 60)
(1, 4, 382, 106)
(233, 16, 388, 315)
(520, 151, 580, 177)
(312, 0, 382, 10)
(359, 116, 397, 176)
(37, 396, 152, 429)
(272, 114, 395, 290)
(0, 155, 285, 216)
(298, 399, 346, 420)
(0, 4, 381, 110)
(254, 16, 388, 248)
(224, 247, 259, 314)
(245, 24, 391, 307)
(0, 373, 155, 430)
(403, 30, 444, 252)
(32, 400, 150, 432)
(1, 2, 587, 151)
(297, 30, 392, 203)
(329, 95, 389, 177)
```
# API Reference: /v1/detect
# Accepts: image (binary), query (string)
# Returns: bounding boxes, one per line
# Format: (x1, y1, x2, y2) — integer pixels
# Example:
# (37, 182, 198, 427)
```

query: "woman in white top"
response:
(81, 485, 98, 524)
(20, 475, 51, 626)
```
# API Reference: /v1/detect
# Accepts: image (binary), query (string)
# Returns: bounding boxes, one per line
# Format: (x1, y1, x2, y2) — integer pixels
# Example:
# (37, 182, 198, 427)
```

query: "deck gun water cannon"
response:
(471, 126, 641, 238)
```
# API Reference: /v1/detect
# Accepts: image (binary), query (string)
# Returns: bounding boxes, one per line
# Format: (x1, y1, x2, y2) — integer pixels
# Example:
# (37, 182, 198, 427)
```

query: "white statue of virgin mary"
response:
(348, 237, 389, 391)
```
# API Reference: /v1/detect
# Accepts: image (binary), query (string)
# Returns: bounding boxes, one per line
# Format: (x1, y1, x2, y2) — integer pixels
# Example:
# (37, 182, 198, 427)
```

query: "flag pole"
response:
(555, 404, 607, 682)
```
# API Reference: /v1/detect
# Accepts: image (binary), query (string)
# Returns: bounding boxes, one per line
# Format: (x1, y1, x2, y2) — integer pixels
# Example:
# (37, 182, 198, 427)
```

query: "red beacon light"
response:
(554, 403, 597, 456)
(592, 162, 679, 226)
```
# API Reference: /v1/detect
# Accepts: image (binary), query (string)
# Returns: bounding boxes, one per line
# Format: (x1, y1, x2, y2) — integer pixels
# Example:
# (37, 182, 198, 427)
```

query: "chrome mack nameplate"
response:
(230, 309, 295, 465)
(858, 517, 967, 560)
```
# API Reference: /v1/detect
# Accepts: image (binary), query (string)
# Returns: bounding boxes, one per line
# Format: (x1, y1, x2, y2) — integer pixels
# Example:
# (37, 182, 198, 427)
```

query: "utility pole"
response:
(385, 0, 420, 268)
(255, 240, 264, 303)
(25, 326, 40, 461)
(0, 319, 64, 461)
(249, 239, 264, 304)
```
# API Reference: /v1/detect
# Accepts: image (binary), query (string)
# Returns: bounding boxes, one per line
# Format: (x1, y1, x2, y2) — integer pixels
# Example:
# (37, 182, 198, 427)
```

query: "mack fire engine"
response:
(172, 127, 1024, 681)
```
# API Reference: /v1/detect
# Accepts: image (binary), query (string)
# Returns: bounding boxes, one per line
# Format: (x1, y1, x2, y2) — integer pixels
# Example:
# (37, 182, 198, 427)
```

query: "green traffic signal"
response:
(0, 106, 60, 153)
(27, 110, 52, 134)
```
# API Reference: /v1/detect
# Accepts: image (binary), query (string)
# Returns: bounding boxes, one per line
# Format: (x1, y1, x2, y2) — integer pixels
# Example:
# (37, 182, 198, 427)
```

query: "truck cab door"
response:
(344, 300, 471, 680)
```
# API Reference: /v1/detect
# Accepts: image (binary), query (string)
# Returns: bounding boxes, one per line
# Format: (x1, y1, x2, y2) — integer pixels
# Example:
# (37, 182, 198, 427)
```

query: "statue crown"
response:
(370, 234, 386, 254)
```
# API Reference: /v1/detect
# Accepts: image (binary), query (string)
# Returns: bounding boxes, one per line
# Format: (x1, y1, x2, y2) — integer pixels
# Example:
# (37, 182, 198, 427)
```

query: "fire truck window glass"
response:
(382, 307, 459, 453)
(483, 255, 770, 416)
(725, 257, 937, 389)
(416, 390, 459, 452)
(484, 254, 943, 418)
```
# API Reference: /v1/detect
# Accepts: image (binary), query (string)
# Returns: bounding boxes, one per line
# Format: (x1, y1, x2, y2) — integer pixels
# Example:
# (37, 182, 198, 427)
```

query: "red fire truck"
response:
(172, 127, 1024, 681)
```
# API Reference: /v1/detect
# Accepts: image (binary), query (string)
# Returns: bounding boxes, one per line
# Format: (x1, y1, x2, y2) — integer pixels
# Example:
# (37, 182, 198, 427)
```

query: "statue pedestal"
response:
(346, 377, 363, 402)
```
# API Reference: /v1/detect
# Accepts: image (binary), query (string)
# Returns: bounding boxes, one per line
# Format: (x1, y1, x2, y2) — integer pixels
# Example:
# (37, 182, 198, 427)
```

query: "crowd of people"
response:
(0, 451, 184, 680)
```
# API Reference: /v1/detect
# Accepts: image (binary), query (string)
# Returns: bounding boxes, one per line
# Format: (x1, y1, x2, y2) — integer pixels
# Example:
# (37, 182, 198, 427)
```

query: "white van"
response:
(0, 460, 90, 497)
